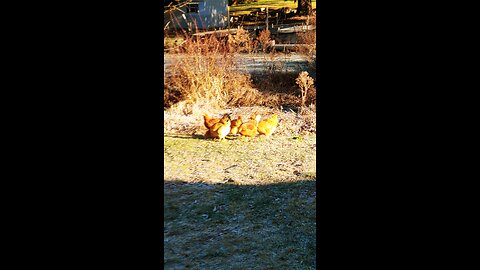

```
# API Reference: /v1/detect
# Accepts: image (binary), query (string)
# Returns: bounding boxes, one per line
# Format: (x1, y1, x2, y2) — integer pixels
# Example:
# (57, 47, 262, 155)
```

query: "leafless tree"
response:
(296, 0, 312, 16)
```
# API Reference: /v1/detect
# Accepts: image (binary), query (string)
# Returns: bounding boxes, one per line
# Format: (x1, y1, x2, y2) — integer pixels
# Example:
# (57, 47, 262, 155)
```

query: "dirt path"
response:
(164, 52, 312, 75)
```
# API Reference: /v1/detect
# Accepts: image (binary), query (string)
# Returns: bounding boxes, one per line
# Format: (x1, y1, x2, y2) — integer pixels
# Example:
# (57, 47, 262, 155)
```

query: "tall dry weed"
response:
(164, 29, 316, 113)
(227, 27, 254, 53)
(295, 71, 315, 107)
(258, 29, 272, 52)
(164, 34, 261, 114)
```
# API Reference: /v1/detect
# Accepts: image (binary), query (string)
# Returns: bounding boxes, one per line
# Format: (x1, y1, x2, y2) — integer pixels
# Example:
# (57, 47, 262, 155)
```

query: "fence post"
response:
(266, 7, 268, 30)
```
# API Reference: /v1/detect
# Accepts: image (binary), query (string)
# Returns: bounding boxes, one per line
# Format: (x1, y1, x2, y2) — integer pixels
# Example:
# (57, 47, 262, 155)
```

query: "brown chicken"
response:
(238, 114, 261, 140)
(203, 113, 229, 129)
(205, 114, 231, 142)
(257, 114, 278, 138)
(229, 116, 243, 136)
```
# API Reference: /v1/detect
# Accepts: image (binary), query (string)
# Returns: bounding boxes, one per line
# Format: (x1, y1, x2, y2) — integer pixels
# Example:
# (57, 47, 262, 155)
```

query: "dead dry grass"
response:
(164, 34, 262, 111)
(164, 23, 316, 113)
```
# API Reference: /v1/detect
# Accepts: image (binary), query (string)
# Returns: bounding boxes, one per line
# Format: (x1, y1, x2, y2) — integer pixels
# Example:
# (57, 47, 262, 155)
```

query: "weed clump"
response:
(164, 16, 317, 113)
(165, 34, 260, 114)
(295, 71, 315, 107)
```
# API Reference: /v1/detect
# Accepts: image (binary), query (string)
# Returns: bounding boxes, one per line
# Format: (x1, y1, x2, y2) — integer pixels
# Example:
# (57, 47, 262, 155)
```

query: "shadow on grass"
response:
(164, 179, 316, 270)
(163, 133, 205, 140)
(164, 133, 244, 141)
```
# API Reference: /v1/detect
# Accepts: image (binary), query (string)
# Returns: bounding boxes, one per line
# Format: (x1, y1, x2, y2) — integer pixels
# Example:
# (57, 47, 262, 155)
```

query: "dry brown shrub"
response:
(306, 86, 316, 106)
(297, 30, 316, 45)
(164, 83, 183, 108)
(297, 15, 316, 62)
(164, 30, 315, 113)
(258, 29, 272, 52)
(164, 34, 263, 114)
(297, 30, 316, 60)
(249, 71, 305, 107)
(306, 15, 316, 26)
(253, 72, 297, 94)
(227, 27, 254, 53)
(295, 71, 315, 107)
(299, 103, 317, 133)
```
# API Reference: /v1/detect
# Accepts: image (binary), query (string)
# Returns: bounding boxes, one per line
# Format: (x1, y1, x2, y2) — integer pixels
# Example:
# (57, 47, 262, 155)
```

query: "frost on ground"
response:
(164, 104, 316, 184)
(164, 134, 316, 185)
(163, 105, 317, 269)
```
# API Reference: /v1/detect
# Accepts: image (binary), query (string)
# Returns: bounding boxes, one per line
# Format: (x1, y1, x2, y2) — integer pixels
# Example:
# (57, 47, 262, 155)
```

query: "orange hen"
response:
(203, 113, 229, 129)
(229, 116, 243, 136)
(238, 114, 261, 140)
(205, 114, 231, 142)
(257, 114, 278, 138)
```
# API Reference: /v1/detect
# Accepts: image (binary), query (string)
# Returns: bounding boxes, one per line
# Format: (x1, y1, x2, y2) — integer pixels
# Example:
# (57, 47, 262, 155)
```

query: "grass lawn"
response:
(164, 135, 316, 184)
(164, 135, 316, 269)
(163, 13, 317, 265)
(164, 180, 316, 269)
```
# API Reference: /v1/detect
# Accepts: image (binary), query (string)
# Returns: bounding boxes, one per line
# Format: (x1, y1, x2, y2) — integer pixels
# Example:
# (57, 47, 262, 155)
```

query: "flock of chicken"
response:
(203, 112, 279, 142)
